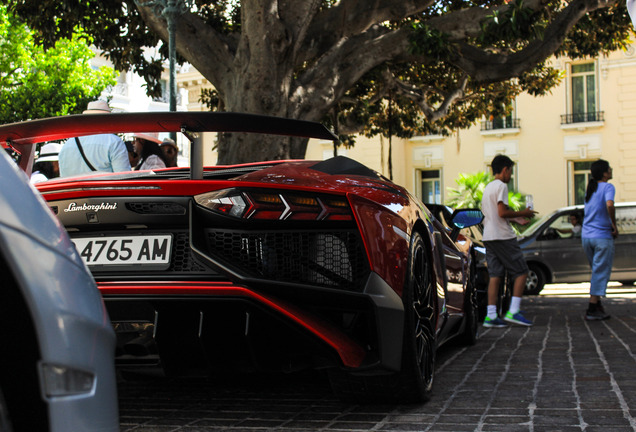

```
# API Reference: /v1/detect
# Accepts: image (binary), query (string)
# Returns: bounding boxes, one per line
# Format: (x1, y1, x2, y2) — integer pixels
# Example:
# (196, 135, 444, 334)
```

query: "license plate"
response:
(72, 235, 172, 267)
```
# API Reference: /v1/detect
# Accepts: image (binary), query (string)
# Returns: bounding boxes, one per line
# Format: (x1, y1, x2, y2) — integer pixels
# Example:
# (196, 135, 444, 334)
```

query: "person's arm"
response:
(497, 201, 536, 220)
(607, 200, 618, 237)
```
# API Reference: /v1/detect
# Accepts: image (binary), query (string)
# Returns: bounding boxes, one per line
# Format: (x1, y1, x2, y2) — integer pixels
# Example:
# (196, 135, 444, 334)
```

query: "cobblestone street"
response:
(119, 286, 636, 431)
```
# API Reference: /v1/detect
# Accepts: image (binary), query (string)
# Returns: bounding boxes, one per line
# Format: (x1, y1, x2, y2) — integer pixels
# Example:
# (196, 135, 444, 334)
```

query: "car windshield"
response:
(518, 210, 559, 238)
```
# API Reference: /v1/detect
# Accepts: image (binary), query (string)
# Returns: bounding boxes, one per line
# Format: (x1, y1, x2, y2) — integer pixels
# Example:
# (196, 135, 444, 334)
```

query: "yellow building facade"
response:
(179, 47, 636, 216)
(308, 47, 636, 216)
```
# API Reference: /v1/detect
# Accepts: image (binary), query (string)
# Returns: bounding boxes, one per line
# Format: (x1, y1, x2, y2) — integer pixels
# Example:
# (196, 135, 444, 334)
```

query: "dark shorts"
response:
(484, 238, 529, 279)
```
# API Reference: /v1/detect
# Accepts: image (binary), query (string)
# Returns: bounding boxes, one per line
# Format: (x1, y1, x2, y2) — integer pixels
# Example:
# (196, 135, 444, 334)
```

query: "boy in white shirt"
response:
(481, 155, 537, 327)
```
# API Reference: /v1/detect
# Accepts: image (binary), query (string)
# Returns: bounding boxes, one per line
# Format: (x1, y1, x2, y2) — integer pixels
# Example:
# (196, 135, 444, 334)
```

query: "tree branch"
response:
(278, 0, 323, 60)
(293, 25, 411, 119)
(445, 0, 618, 82)
(300, 0, 435, 64)
(382, 69, 470, 123)
(427, 0, 551, 41)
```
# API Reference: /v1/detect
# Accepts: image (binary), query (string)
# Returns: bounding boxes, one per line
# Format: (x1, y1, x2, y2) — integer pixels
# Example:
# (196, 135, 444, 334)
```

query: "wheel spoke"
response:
(411, 245, 435, 384)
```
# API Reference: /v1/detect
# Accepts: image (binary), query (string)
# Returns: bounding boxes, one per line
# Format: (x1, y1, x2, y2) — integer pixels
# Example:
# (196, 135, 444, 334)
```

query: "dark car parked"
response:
(519, 202, 636, 294)
(425, 204, 500, 319)
(2, 112, 484, 403)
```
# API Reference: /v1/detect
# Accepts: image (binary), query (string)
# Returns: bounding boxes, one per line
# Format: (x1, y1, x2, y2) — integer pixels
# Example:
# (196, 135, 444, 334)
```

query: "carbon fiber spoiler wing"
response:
(0, 112, 338, 178)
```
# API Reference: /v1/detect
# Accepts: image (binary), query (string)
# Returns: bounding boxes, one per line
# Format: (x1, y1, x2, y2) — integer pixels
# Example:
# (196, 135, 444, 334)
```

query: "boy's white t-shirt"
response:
(482, 179, 516, 241)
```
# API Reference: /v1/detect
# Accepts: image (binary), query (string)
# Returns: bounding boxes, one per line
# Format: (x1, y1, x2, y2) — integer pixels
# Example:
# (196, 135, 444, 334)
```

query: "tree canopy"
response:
(0, 5, 117, 124)
(9, 0, 633, 163)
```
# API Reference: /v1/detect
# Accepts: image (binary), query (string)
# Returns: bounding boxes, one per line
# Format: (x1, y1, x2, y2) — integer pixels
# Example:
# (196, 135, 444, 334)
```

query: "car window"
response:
(547, 215, 578, 239)
(617, 206, 636, 234)
(521, 212, 557, 237)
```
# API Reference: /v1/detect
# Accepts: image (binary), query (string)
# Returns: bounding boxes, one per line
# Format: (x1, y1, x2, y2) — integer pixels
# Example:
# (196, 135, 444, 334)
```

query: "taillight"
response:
(195, 189, 352, 221)
(194, 190, 250, 218)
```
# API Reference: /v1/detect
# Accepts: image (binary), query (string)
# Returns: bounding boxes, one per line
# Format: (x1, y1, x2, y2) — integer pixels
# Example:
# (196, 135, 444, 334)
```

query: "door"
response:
(536, 212, 590, 282)
(612, 206, 636, 281)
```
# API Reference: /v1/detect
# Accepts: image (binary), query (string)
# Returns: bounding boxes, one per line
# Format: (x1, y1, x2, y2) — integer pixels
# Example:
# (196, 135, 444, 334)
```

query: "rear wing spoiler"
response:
(0, 112, 338, 178)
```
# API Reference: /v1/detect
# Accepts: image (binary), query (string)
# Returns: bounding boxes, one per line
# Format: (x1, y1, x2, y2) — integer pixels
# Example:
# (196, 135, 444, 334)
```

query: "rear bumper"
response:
(98, 272, 404, 374)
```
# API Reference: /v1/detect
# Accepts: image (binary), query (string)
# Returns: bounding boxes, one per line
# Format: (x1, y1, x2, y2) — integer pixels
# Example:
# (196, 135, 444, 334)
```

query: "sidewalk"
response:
(417, 292, 636, 431)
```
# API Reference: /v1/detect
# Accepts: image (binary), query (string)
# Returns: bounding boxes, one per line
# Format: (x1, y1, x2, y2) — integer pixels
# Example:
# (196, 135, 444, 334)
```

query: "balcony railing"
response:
(481, 118, 521, 131)
(560, 111, 604, 125)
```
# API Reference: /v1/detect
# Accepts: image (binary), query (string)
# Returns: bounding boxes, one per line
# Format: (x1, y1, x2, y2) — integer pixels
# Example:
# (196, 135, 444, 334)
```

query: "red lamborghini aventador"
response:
(1, 112, 483, 402)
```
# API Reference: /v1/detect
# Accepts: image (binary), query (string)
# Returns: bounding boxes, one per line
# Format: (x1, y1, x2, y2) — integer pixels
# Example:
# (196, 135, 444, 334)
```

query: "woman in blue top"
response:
(582, 159, 618, 321)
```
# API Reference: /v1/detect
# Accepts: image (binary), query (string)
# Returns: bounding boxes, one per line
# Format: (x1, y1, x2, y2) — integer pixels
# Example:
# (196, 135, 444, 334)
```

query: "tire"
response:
(401, 232, 436, 399)
(328, 232, 436, 403)
(525, 264, 546, 295)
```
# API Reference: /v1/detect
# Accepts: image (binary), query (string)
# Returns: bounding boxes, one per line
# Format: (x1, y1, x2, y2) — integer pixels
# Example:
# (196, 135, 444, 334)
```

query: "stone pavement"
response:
(423, 294, 636, 431)
(119, 289, 636, 431)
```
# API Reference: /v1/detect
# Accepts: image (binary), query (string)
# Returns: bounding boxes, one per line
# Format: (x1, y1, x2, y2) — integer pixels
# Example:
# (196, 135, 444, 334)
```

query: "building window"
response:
(572, 63, 595, 116)
(481, 101, 520, 131)
(481, 115, 521, 131)
(418, 169, 441, 204)
(571, 161, 593, 205)
(562, 62, 603, 124)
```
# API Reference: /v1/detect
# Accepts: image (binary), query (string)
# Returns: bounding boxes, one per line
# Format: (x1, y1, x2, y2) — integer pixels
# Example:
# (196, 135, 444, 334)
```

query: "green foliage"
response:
(446, 171, 526, 211)
(446, 171, 493, 209)
(345, 0, 616, 139)
(478, 0, 547, 46)
(9, 0, 164, 97)
(0, 5, 117, 123)
(356, 0, 631, 139)
(446, 170, 535, 233)
(558, 4, 633, 59)
(409, 23, 454, 60)
(200, 88, 222, 111)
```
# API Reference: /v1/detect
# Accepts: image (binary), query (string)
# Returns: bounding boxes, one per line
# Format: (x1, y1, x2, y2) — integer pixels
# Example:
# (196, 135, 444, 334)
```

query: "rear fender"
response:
(348, 195, 412, 297)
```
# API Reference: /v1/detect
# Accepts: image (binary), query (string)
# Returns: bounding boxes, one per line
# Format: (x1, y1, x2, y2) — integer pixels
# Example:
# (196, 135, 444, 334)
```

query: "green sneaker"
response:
(483, 316, 507, 328)
(504, 311, 533, 326)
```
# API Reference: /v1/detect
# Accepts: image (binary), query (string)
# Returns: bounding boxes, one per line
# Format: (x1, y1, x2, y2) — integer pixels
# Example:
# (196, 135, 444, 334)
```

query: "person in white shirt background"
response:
(58, 100, 131, 177)
(481, 154, 537, 328)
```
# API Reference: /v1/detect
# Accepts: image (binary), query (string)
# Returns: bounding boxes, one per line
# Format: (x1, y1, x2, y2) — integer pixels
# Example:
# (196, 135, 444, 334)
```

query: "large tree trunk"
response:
(216, 133, 309, 164)
(215, 0, 307, 164)
(217, 69, 307, 163)
(218, 65, 296, 163)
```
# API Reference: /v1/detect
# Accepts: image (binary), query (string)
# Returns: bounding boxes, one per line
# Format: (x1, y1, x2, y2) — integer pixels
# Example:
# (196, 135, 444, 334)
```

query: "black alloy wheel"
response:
(399, 231, 436, 400)
(327, 231, 436, 403)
